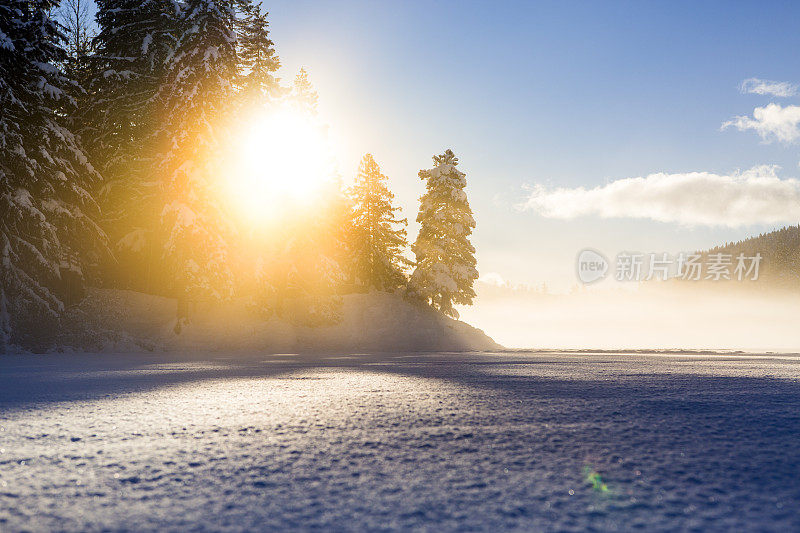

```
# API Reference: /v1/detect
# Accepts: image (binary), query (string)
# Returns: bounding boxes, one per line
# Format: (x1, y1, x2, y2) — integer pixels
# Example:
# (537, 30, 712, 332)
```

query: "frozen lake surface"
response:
(1, 351, 799, 531)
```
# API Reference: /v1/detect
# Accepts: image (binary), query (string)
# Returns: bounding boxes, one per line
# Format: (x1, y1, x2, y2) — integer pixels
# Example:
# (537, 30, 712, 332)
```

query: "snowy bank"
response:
(54, 288, 501, 353)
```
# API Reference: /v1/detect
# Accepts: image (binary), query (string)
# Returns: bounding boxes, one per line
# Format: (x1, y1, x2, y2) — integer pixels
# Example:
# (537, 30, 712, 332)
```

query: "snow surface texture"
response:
(54, 288, 500, 353)
(1, 351, 800, 531)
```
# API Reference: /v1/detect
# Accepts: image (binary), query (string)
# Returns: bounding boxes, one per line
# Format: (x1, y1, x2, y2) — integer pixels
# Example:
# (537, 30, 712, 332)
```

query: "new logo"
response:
(576, 249, 609, 284)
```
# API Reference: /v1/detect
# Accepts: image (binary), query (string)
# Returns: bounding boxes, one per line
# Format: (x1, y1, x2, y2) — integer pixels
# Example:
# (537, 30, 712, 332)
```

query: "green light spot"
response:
(583, 465, 610, 493)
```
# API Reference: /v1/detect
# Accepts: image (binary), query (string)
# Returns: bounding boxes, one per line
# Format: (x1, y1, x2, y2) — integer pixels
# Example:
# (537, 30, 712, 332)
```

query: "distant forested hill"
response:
(702, 225, 800, 287)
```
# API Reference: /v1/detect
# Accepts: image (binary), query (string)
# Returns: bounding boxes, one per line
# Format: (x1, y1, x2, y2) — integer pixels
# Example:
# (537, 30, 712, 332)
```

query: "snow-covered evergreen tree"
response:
(410, 149, 477, 318)
(291, 67, 318, 115)
(235, 0, 280, 103)
(153, 0, 239, 322)
(85, 0, 180, 290)
(349, 154, 409, 290)
(0, 0, 105, 348)
(89, 0, 178, 151)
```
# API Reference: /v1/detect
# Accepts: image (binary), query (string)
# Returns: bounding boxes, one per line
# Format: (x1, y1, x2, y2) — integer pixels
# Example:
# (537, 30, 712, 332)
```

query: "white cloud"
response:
(739, 78, 798, 97)
(520, 166, 800, 227)
(722, 103, 800, 143)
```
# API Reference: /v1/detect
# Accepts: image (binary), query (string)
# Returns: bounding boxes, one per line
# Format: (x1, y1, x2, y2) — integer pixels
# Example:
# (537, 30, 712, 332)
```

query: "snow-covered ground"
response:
(1, 351, 800, 531)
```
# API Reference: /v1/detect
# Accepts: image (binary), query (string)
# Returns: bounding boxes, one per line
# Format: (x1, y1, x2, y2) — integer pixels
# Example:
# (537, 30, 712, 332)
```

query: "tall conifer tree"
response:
(236, 1, 280, 103)
(0, 0, 105, 348)
(410, 149, 477, 318)
(349, 154, 409, 290)
(154, 0, 239, 323)
(291, 67, 318, 115)
(86, 0, 180, 290)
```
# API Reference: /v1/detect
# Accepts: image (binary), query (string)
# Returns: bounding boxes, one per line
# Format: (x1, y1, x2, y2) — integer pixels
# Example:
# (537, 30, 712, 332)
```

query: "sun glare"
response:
(226, 107, 332, 225)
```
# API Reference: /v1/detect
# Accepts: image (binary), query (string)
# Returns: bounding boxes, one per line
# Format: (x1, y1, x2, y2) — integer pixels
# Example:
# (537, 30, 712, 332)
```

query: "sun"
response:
(224, 106, 332, 225)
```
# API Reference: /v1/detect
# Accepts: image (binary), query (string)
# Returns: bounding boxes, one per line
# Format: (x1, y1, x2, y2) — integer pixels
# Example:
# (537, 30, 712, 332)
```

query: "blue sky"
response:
(261, 0, 800, 288)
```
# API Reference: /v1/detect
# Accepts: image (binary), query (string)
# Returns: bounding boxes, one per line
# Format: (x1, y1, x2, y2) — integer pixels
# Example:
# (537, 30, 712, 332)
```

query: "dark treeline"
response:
(0, 0, 478, 349)
(702, 225, 800, 287)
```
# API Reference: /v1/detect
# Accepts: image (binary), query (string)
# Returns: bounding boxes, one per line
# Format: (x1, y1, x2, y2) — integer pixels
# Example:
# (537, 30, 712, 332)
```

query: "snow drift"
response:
(54, 288, 500, 353)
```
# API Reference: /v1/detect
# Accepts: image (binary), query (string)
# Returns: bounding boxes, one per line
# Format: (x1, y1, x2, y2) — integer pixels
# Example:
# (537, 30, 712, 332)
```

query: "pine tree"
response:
(153, 0, 239, 325)
(0, 0, 105, 349)
(85, 0, 180, 290)
(291, 67, 318, 115)
(235, 0, 280, 103)
(410, 149, 477, 318)
(349, 154, 409, 290)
